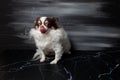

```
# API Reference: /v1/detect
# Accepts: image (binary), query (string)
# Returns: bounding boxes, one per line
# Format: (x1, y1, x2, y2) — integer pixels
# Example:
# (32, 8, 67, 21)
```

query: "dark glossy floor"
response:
(0, 0, 120, 80)
(0, 49, 120, 80)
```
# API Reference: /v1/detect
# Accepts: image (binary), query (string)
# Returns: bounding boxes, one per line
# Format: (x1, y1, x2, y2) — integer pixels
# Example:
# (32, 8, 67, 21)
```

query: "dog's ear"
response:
(51, 17, 59, 29)
(34, 17, 40, 23)
(52, 17, 59, 22)
(33, 17, 40, 29)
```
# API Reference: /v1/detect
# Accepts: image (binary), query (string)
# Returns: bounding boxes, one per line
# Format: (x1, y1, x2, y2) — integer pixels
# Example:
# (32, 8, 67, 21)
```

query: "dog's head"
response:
(34, 16, 59, 33)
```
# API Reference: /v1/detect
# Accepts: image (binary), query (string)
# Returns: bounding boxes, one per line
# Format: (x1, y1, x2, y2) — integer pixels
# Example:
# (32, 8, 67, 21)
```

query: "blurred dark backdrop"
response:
(0, 0, 120, 51)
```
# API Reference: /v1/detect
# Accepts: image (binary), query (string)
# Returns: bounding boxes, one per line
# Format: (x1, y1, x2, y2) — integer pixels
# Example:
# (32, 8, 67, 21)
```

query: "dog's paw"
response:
(32, 53, 40, 61)
(40, 58, 45, 62)
(50, 60, 57, 64)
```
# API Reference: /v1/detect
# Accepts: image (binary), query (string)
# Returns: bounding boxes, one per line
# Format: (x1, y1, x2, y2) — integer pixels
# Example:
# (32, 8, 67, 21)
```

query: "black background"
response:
(0, 0, 120, 51)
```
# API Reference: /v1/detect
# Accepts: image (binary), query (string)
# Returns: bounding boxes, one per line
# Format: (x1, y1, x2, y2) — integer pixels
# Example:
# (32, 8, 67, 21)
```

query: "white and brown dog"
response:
(29, 16, 71, 64)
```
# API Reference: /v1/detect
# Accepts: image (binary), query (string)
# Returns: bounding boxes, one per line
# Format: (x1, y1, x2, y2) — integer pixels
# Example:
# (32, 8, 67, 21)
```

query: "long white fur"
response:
(29, 17, 71, 64)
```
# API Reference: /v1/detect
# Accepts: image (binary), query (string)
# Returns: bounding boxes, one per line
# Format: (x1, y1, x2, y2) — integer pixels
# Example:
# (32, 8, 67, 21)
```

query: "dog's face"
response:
(34, 17, 59, 33)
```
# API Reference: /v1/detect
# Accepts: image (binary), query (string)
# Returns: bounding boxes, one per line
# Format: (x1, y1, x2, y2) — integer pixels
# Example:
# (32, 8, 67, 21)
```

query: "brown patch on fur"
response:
(33, 17, 41, 29)
(45, 17, 59, 29)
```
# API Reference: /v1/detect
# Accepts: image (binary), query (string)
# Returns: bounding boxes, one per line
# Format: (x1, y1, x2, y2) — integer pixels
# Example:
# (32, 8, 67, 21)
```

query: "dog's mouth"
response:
(39, 26, 47, 33)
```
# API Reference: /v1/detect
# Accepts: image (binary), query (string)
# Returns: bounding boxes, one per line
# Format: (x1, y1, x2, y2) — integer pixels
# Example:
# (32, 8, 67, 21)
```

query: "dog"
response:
(29, 16, 71, 64)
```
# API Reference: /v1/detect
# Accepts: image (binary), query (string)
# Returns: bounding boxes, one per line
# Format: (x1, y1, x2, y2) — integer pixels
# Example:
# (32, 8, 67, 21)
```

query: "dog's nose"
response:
(40, 26, 47, 33)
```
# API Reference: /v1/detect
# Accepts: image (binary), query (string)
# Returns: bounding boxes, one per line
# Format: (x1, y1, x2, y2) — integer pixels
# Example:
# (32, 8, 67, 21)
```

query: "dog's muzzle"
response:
(40, 26, 47, 33)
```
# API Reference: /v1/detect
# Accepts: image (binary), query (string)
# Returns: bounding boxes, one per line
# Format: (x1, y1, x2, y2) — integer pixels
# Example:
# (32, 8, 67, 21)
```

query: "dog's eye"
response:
(38, 20, 42, 25)
(44, 20, 49, 26)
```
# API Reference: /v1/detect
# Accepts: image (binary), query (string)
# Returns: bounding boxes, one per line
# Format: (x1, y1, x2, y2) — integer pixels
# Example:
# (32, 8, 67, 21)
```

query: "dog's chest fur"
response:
(30, 28, 65, 50)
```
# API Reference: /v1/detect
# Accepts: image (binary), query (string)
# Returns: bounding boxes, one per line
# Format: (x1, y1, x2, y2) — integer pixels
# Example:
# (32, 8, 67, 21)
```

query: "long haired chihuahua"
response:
(29, 16, 71, 64)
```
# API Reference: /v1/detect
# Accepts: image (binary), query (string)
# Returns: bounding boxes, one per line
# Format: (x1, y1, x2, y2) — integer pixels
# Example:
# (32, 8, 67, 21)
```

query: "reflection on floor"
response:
(0, 49, 120, 80)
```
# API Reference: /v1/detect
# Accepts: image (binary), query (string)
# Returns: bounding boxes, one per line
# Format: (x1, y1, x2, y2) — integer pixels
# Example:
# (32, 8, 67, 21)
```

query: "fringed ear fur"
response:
(52, 17, 59, 22)
(33, 17, 40, 29)
(34, 17, 40, 23)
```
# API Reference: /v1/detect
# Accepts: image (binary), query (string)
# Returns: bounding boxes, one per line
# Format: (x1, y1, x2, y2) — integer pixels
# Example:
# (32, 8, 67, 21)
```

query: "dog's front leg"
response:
(32, 49, 41, 60)
(38, 48, 46, 62)
(50, 45, 63, 64)
(32, 48, 46, 62)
